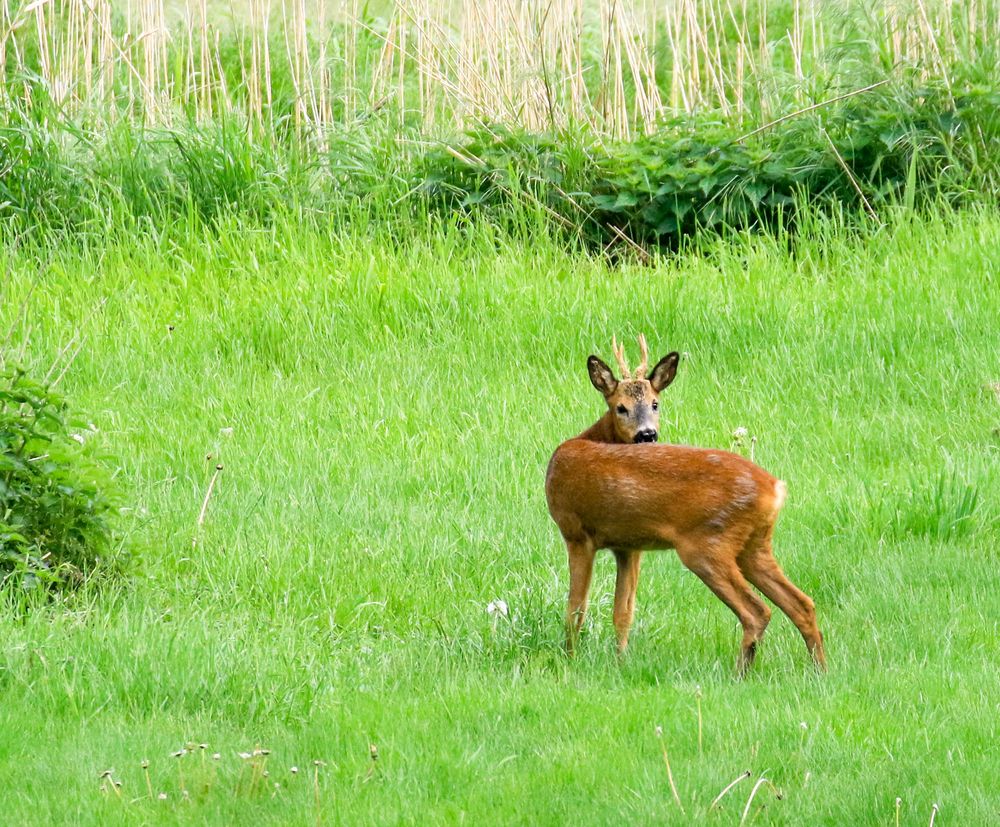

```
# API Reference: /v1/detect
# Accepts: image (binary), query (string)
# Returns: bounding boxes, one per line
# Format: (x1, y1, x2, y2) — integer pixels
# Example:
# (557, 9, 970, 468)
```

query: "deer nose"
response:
(634, 429, 657, 444)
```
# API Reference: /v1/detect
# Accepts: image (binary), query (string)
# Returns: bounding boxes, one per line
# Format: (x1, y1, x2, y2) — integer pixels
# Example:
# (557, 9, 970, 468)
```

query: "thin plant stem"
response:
(710, 769, 751, 811)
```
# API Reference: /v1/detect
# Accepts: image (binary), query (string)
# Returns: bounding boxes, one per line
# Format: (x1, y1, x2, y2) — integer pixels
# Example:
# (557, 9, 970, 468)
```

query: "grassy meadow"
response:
(3, 0, 1000, 823)
(2, 206, 999, 824)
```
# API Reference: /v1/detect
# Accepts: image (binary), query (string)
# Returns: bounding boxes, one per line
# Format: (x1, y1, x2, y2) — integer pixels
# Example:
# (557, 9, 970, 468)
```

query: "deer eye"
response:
(616, 405, 628, 416)
(652, 401, 658, 411)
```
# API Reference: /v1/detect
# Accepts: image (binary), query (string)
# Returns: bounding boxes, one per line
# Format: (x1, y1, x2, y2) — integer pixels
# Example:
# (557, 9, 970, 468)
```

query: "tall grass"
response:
(3, 0, 999, 139)
(0, 0, 996, 246)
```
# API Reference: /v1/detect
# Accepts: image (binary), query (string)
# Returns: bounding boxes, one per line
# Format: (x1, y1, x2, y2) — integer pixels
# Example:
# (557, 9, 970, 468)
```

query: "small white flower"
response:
(70, 433, 86, 445)
(220, 427, 234, 437)
(733, 426, 749, 439)
(486, 599, 509, 617)
(158, 792, 168, 800)
(800, 721, 808, 730)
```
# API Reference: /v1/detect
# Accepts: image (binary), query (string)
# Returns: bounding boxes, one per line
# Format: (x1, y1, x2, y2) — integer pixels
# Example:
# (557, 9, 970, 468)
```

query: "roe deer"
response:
(544, 335, 825, 674)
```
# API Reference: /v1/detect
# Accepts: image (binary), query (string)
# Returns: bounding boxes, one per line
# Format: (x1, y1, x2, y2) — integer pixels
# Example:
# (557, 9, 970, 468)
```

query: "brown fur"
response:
(546, 340, 825, 674)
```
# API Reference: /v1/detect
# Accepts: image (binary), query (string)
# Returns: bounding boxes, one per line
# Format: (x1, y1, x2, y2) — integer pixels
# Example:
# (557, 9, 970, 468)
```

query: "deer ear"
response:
(648, 352, 680, 392)
(587, 355, 618, 397)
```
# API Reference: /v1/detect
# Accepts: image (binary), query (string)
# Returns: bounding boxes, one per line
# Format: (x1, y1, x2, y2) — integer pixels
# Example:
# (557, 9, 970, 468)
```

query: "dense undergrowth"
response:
(422, 83, 1000, 247)
(3, 79, 999, 250)
(2, 0, 999, 248)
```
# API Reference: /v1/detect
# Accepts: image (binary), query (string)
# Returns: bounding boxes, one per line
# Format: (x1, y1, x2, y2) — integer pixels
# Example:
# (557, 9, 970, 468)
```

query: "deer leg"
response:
(565, 539, 596, 655)
(739, 543, 826, 670)
(678, 544, 771, 675)
(612, 550, 643, 654)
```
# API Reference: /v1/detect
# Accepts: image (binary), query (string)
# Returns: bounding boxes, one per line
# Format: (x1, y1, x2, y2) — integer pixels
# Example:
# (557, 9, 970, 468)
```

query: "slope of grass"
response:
(1, 206, 999, 824)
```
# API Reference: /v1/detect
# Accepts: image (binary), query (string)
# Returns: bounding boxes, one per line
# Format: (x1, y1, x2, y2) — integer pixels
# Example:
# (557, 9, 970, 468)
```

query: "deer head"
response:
(587, 335, 680, 444)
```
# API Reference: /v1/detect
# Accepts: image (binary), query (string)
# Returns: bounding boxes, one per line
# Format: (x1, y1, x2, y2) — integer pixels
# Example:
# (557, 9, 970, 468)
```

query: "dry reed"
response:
(0, 0, 992, 141)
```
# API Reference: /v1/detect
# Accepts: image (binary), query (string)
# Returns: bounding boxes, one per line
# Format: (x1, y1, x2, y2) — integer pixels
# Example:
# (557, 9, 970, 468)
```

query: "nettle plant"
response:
(0, 368, 120, 589)
(418, 83, 1000, 249)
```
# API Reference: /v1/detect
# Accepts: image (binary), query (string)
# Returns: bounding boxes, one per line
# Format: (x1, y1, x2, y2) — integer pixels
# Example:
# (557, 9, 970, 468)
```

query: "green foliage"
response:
(4, 77, 1000, 249)
(0, 368, 121, 588)
(418, 84, 1000, 247)
(0, 108, 91, 235)
(0, 100, 415, 240)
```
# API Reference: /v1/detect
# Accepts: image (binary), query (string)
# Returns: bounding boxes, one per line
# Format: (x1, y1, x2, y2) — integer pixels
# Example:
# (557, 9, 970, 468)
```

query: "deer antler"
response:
(634, 334, 649, 379)
(611, 335, 631, 378)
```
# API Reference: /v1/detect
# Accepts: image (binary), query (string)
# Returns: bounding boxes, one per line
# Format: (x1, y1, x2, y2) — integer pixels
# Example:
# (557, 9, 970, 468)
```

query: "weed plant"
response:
(0, 368, 122, 587)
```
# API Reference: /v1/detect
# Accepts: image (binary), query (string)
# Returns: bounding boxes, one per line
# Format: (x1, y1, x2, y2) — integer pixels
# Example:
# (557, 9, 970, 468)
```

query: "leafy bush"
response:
(0, 368, 121, 589)
(2, 78, 999, 247)
(417, 83, 1000, 248)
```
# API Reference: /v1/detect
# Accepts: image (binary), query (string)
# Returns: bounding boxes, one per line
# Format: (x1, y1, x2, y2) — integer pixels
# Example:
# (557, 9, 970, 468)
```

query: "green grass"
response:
(1, 205, 999, 824)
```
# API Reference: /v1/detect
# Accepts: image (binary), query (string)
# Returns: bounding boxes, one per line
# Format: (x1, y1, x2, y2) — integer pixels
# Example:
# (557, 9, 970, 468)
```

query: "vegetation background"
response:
(2, 0, 999, 823)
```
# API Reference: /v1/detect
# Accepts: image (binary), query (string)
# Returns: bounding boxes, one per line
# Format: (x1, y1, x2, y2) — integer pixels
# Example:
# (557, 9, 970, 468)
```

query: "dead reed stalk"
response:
(0, 0, 990, 140)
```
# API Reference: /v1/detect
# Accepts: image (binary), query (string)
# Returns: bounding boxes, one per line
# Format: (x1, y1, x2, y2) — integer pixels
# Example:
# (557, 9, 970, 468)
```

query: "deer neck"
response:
(577, 411, 622, 444)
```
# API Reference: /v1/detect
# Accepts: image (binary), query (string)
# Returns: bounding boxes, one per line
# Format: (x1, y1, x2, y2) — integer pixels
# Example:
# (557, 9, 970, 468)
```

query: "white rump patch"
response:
(773, 480, 787, 514)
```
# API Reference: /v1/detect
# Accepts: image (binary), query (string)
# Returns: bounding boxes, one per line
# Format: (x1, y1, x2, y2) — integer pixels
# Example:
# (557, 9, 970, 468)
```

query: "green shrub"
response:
(0, 368, 121, 589)
(417, 83, 1000, 248)
(2, 77, 998, 247)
